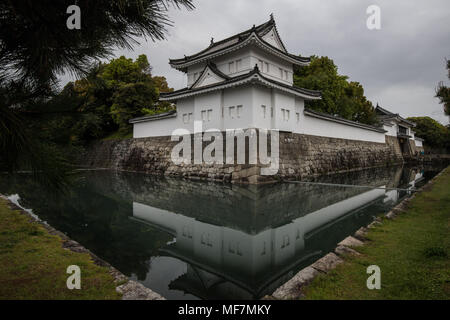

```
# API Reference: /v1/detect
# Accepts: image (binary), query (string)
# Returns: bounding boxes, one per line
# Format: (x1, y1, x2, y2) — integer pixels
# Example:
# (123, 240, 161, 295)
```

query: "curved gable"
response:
(261, 26, 287, 52)
(190, 64, 229, 89)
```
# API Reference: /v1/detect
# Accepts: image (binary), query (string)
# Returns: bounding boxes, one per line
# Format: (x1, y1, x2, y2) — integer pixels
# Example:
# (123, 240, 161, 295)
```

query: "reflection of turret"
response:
(132, 185, 387, 299)
(73, 165, 428, 299)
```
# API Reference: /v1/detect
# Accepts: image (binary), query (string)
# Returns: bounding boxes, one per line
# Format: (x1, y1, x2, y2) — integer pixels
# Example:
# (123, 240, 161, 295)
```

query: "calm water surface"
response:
(0, 166, 440, 299)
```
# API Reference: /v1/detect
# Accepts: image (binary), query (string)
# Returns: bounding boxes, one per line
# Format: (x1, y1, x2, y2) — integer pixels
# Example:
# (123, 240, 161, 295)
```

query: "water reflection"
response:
(0, 166, 436, 299)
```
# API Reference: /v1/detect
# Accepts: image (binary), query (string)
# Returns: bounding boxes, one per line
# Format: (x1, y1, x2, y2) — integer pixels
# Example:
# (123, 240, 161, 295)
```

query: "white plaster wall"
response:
(273, 91, 296, 132)
(186, 64, 206, 87)
(133, 97, 196, 138)
(193, 91, 222, 131)
(186, 48, 253, 87)
(214, 49, 253, 78)
(194, 70, 225, 87)
(252, 86, 273, 129)
(249, 47, 293, 85)
(133, 117, 179, 138)
(261, 27, 284, 51)
(223, 86, 254, 130)
(186, 46, 294, 88)
(383, 123, 397, 137)
(134, 85, 386, 143)
(415, 139, 423, 147)
(295, 99, 386, 143)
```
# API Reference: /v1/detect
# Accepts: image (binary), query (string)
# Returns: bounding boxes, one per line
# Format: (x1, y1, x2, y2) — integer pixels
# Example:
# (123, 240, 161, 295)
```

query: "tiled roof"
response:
(159, 65, 321, 101)
(129, 110, 176, 124)
(169, 17, 310, 71)
(376, 105, 416, 127)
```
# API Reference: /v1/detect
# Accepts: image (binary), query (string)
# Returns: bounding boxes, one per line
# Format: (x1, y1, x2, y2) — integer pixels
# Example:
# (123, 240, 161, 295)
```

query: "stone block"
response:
(334, 245, 361, 257)
(310, 253, 343, 273)
(354, 227, 368, 241)
(338, 236, 364, 248)
(116, 281, 165, 300)
(272, 267, 319, 299)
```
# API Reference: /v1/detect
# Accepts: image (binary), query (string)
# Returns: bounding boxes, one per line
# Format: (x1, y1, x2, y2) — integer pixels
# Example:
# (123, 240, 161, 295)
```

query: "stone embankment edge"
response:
(0, 194, 165, 300)
(265, 167, 448, 300)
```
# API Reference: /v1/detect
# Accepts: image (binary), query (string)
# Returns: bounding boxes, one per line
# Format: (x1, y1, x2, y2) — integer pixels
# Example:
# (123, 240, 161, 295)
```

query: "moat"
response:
(0, 165, 442, 299)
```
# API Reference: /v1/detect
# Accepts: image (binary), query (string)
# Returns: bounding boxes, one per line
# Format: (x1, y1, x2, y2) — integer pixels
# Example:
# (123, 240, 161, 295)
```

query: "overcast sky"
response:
(63, 0, 450, 124)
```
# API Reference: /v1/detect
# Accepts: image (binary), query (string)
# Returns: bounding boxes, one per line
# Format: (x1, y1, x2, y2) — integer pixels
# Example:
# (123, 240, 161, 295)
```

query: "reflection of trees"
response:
(0, 174, 171, 280)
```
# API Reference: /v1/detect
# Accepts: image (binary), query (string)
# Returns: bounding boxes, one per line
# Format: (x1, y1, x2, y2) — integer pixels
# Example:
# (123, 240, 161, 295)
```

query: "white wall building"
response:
(130, 16, 424, 149)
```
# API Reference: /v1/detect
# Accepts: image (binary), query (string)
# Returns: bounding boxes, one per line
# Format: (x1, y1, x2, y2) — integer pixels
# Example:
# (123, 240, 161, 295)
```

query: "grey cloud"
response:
(60, 0, 450, 124)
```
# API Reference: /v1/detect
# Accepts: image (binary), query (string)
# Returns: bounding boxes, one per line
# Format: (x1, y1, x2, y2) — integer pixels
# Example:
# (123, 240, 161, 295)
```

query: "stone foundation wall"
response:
(275, 132, 403, 182)
(82, 132, 404, 184)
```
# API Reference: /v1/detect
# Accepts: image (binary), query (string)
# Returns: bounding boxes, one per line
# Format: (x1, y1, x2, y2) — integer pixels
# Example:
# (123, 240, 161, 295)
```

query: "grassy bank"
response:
(0, 198, 121, 300)
(302, 167, 450, 300)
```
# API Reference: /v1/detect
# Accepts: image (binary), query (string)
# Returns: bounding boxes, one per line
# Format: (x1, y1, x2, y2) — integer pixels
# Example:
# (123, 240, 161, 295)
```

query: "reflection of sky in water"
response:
(0, 166, 436, 300)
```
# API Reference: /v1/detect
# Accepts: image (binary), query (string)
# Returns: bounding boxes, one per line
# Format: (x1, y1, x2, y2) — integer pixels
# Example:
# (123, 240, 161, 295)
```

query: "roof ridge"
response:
(172, 18, 275, 63)
(169, 30, 310, 71)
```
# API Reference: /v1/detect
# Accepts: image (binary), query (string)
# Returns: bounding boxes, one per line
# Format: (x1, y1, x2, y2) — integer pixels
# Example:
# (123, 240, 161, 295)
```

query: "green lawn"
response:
(0, 198, 121, 300)
(302, 167, 450, 300)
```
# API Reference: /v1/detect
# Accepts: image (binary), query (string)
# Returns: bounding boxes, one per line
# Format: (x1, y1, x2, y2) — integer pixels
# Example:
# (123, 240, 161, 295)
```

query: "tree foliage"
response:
(73, 55, 166, 134)
(0, 0, 194, 91)
(407, 116, 450, 150)
(29, 54, 172, 147)
(294, 56, 378, 125)
(435, 60, 450, 116)
(0, 0, 193, 183)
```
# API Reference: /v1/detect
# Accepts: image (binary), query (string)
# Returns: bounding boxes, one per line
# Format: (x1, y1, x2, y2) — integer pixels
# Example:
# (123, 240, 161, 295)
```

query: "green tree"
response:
(294, 56, 377, 125)
(101, 55, 158, 133)
(70, 55, 169, 135)
(0, 0, 193, 185)
(435, 60, 450, 116)
(407, 116, 449, 150)
(32, 54, 173, 143)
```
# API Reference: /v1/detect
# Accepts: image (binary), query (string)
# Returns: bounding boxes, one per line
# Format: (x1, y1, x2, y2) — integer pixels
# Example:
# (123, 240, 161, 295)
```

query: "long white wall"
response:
(134, 85, 386, 143)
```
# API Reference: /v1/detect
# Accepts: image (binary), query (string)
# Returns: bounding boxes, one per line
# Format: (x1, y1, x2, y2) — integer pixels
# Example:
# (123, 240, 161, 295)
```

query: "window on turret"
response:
(236, 105, 242, 118)
(229, 106, 235, 119)
(281, 108, 290, 121)
(207, 109, 212, 121)
(285, 70, 288, 80)
(182, 112, 193, 124)
(258, 60, 263, 70)
(261, 105, 266, 118)
(229, 61, 235, 73)
(265, 62, 270, 73)
(201, 110, 207, 121)
(279, 68, 283, 78)
(236, 59, 242, 71)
